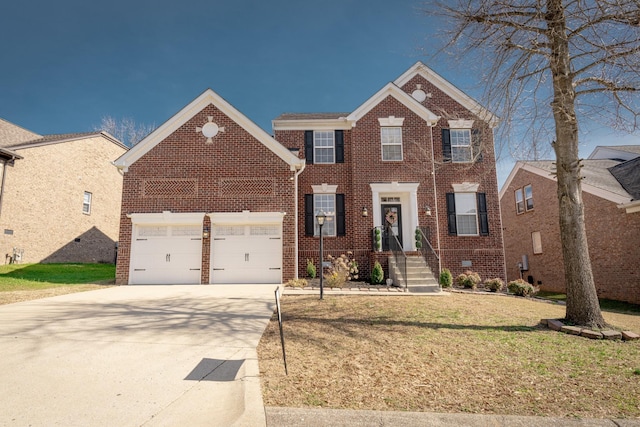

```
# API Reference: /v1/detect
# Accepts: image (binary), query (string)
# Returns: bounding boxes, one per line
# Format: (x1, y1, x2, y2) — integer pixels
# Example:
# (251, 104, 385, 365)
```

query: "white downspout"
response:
(429, 124, 442, 275)
(293, 162, 306, 279)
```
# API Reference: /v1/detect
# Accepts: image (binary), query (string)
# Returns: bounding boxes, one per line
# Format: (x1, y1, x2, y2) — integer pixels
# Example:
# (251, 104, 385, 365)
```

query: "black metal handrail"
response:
(417, 226, 440, 283)
(388, 227, 408, 291)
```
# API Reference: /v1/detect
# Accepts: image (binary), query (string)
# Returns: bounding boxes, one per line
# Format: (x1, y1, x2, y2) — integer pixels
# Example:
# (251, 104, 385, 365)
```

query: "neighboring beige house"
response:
(0, 118, 127, 264)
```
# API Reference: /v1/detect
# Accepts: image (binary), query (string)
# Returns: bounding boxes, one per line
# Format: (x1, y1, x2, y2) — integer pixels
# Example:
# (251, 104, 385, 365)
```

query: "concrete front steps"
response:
(388, 255, 440, 293)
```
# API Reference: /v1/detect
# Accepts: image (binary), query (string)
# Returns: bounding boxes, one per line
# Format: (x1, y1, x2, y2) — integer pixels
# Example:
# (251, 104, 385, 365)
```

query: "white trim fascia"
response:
(499, 161, 633, 205)
(452, 182, 480, 193)
(347, 83, 440, 126)
(618, 200, 640, 214)
(128, 211, 206, 225)
(311, 184, 338, 194)
(448, 119, 474, 129)
(208, 210, 285, 225)
(272, 118, 353, 131)
(114, 89, 303, 171)
(378, 116, 405, 127)
(394, 61, 499, 128)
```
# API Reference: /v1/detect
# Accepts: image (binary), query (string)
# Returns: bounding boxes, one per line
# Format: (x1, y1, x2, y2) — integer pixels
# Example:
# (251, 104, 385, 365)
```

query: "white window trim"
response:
(313, 130, 335, 164)
(378, 116, 405, 127)
(515, 188, 524, 214)
(82, 191, 92, 215)
(452, 182, 480, 193)
(447, 119, 474, 129)
(524, 184, 534, 211)
(454, 192, 479, 236)
(381, 127, 403, 161)
(450, 128, 473, 163)
(312, 184, 338, 237)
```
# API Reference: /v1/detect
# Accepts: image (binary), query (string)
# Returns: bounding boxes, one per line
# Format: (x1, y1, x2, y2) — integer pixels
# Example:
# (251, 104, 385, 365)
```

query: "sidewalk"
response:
(265, 407, 640, 427)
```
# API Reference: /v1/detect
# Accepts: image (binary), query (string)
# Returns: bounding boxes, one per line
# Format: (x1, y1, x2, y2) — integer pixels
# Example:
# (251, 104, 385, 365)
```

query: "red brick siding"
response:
(501, 168, 640, 304)
(116, 104, 296, 285)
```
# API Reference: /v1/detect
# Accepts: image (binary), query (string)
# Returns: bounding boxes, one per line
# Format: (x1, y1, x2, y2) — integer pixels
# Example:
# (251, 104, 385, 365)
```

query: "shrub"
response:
(306, 259, 317, 279)
(285, 278, 308, 288)
(507, 279, 539, 297)
(323, 252, 359, 288)
(456, 270, 481, 289)
(484, 278, 504, 292)
(374, 228, 382, 251)
(371, 261, 384, 285)
(439, 268, 453, 288)
(415, 228, 422, 249)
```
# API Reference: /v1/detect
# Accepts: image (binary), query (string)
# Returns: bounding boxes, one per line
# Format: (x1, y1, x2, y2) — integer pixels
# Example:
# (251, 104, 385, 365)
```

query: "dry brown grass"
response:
(0, 284, 110, 305)
(257, 293, 640, 418)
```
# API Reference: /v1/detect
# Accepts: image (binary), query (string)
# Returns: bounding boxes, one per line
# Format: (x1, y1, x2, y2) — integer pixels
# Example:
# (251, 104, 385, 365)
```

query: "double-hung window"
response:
(313, 131, 335, 164)
(381, 127, 403, 161)
(313, 194, 336, 236)
(524, 184, 534, 210)
(83, 191, 92, 215)
(446, 184, 489, 236)
(515, 188, 525, 214)
(515, 185, 533, 213)
(454, 193, 478, 235)
(450, 129, 472, 163)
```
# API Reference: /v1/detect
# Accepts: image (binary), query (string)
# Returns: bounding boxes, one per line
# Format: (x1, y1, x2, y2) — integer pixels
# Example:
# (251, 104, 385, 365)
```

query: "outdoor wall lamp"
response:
(361, 207, 368, 217)
(316, 211, 327, 300)
(203, 225, 210, 239)
(424, 205, 432, 216)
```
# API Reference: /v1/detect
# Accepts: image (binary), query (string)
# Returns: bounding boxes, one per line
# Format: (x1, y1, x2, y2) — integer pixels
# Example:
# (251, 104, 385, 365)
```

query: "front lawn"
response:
(258, 293, 640, 418)
(0, 263, 115, 304)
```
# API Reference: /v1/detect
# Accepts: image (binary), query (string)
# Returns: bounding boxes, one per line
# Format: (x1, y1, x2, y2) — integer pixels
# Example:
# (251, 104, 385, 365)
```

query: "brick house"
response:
(114, 62, 506, 286)
(0, 118, 127, 264)
(500, 145, 640, 304)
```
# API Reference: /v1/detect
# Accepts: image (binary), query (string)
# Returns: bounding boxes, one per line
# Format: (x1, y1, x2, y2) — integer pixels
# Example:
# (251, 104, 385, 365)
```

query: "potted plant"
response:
(374, 227, 382, 251)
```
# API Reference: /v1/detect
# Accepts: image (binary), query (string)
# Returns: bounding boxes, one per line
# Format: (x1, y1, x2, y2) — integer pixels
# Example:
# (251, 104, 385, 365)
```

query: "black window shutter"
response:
(446, 193, 457, 235)
(336, 194, 346, 236)
(305, 194, 314, 236)
(304, 131, 314, 164)
(335, 130, 344, 163)
(442, 129, 451, 162)
(477, 192, 489, 236)
(472, 128, 483, 162)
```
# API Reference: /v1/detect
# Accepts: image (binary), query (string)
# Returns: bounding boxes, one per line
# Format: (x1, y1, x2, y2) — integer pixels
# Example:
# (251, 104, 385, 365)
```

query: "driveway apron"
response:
(0, 285, 276, 426)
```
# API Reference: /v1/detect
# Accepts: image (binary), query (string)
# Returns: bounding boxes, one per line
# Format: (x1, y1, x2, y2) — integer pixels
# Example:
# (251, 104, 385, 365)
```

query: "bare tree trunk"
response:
(546, 0, 606, 328)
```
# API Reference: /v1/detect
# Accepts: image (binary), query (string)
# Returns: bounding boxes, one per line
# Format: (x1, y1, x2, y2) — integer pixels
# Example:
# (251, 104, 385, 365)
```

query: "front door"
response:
(381, 204, 402, 251)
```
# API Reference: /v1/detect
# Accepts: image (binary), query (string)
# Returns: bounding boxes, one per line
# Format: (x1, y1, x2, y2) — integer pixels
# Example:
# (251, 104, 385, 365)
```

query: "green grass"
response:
(0, 263, 115, 291)
(537, 291, 640, 315)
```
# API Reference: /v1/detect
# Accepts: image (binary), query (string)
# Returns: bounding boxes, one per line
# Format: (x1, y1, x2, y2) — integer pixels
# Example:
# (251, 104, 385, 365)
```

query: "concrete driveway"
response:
(0, 284, 277, 426)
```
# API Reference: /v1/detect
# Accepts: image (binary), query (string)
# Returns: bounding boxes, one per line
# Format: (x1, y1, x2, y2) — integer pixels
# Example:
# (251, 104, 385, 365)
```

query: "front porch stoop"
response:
(388, 255, 440, 293)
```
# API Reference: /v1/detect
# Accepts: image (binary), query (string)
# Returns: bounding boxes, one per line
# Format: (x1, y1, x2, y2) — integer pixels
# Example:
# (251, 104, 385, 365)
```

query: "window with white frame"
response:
(381, 127, 403, 161)
(451, 129, 472, 162)
(515, 188, 524, 214)
(314, 194, 336, 236)
(524, 184, 534, 211)
(83, 191, 92, 214)
(313, 131, 335, 164)
(454, 193, 478, 235)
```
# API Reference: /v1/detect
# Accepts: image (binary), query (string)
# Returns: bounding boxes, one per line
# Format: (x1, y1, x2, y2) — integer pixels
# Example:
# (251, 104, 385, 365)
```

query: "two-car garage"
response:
(128, 211, 284, 285)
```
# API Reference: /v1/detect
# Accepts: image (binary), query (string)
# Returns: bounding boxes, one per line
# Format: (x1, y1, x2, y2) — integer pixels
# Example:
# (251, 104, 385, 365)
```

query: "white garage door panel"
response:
(210, 225, 282, 284)
(130, 229, 203, 285)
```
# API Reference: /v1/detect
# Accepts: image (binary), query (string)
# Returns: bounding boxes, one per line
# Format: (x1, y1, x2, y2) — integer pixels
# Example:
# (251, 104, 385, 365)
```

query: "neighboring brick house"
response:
(114, 62, 505, 286)
(500, 145, 640, 304)
(0, 118, 127, 264)
(274, 61, 506, 283)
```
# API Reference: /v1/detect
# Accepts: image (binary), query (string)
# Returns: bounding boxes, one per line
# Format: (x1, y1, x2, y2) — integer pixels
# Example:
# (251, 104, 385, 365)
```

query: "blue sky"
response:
(1, 0, 637, 187)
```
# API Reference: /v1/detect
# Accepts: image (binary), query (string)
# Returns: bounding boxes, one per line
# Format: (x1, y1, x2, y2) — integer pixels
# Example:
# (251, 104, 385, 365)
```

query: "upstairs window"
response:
(83, 191, 92, 215)
(450, 129, 472, 162)
(304, 130, 344, 164)
(381, 127, 403, 161)
(515, 188, 524, 214)
(515, 185, 533, 213)
(524, 184, 534, 210)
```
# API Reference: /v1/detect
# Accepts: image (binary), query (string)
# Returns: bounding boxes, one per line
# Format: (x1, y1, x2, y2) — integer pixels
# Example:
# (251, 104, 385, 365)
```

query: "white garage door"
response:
(210, 224, 282, 284)
(129, 224, 203, 285)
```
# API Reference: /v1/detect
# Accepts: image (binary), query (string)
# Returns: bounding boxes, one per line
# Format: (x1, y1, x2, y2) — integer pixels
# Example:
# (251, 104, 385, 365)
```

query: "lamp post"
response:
(316, 211, 326, 300)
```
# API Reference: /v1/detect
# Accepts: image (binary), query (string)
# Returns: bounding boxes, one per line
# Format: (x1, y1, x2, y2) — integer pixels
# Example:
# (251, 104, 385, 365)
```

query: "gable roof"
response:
(588, 145, 640, 161)
(7, 131, 127, 151)
(0, 118, 41, 148)
(394, 62, 499, 128)
(115, 88, 303, 171)
(609, 157, 640, 200)
(499, 160, 634, 205)
(346, 82, 440, 126)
